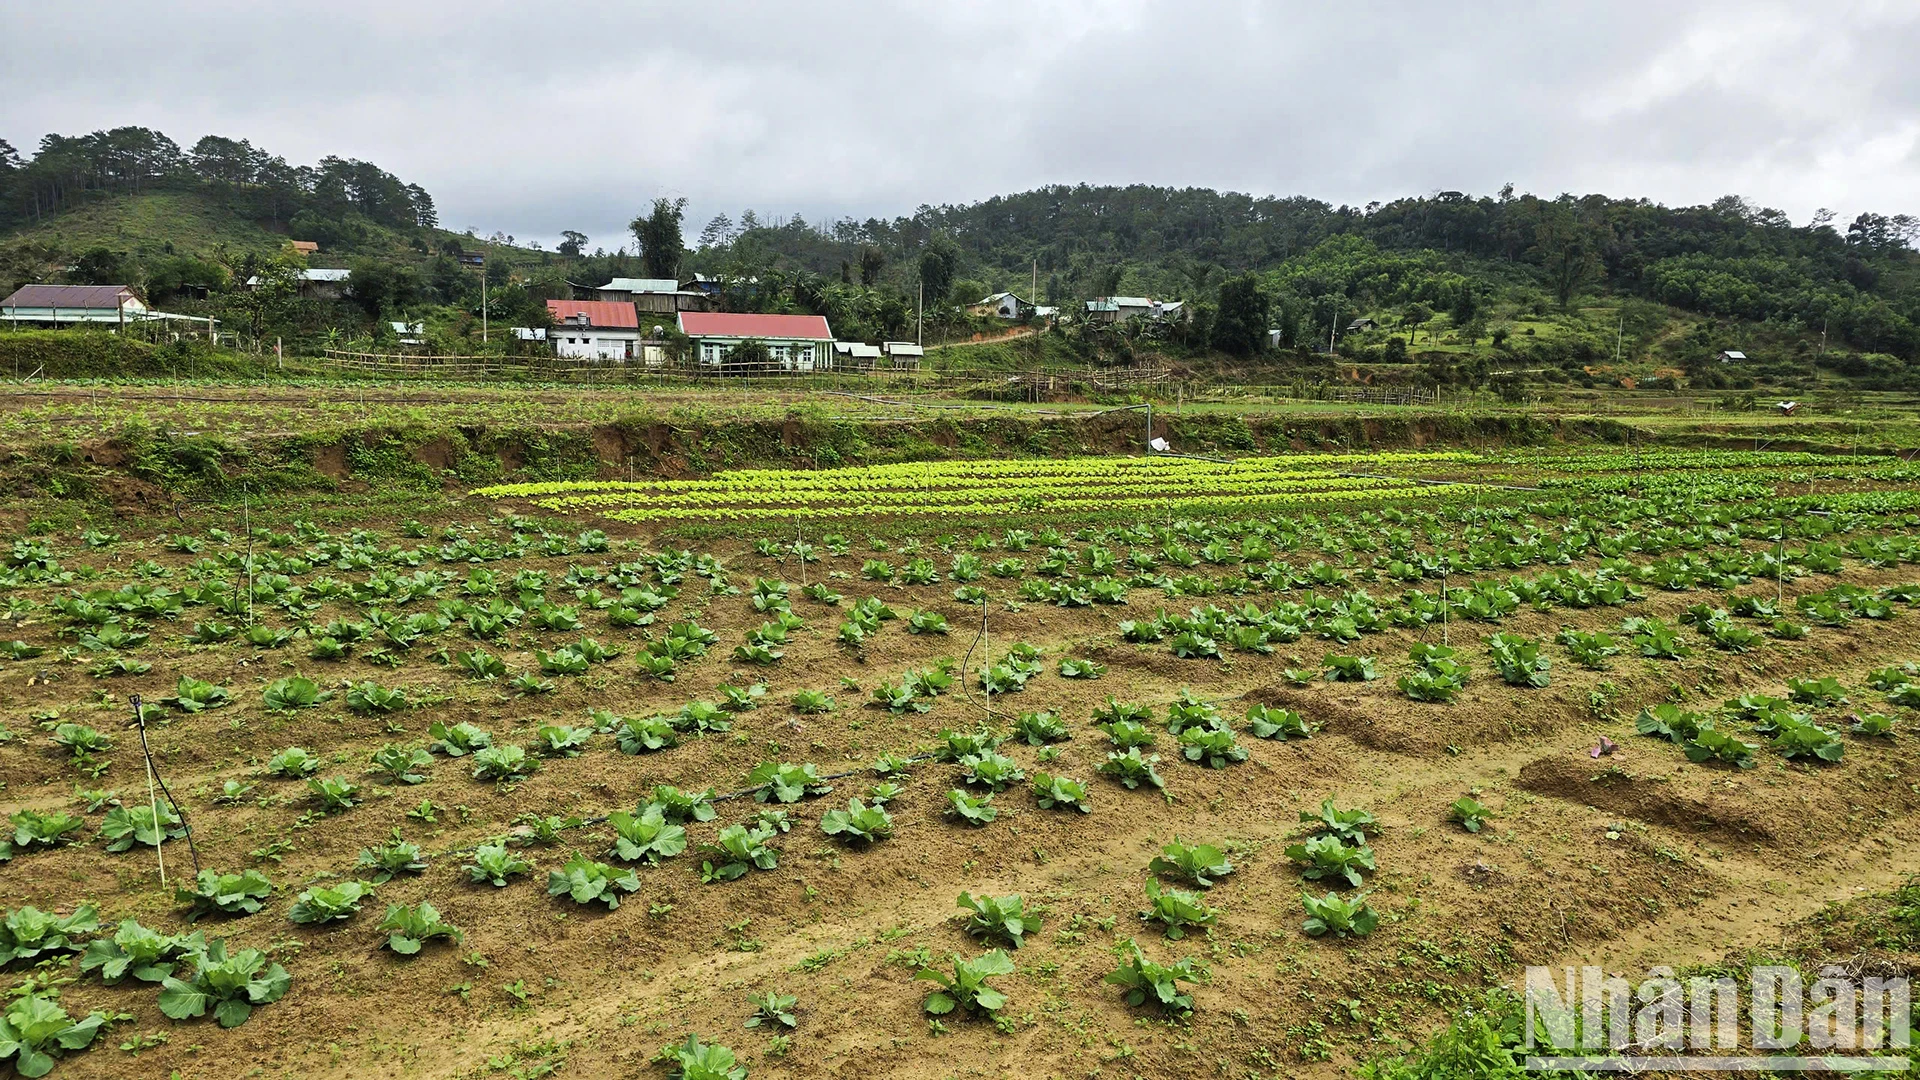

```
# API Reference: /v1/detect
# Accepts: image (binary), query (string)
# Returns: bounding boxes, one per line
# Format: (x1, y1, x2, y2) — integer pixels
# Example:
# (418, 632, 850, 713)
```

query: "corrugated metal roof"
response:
(882, 342, 924, 356)
(1108, 296, 1152, 307)
(678, 312, 833, 340)
(1085, 300, 1118, 312)
(546, 300, 640, 329)
(304, 268, 352, 282)
(1, 284, 138, 309)
(601, 278, 682, 294)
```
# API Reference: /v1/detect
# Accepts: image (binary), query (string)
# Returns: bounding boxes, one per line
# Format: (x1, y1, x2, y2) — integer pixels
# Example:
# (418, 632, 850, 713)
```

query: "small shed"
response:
(831, 341, 882, 370)
(882, 341, 924, 369)
(1718, 350, 1748, 363)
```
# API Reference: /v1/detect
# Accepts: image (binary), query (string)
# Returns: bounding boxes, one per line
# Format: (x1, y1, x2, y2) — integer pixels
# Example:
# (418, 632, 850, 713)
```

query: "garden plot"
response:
(3, 448, 1920, 1078)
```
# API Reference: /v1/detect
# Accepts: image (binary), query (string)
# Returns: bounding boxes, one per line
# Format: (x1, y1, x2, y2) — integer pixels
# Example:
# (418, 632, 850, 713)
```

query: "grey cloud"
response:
(2, 0, 1915, 249)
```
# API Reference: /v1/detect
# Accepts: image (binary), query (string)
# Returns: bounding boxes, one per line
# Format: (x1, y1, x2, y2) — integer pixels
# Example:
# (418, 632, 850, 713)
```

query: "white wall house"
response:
(546, 300, 644, 360)
(0, 284, 148, 325)
(972, 292, 1033, 319)
(678, 312, 835, 371)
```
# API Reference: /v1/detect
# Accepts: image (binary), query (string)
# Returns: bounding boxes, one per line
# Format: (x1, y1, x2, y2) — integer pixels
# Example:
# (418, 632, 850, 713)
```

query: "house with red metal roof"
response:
(677, 311, 835, 372)
(546, 299, 644, 360)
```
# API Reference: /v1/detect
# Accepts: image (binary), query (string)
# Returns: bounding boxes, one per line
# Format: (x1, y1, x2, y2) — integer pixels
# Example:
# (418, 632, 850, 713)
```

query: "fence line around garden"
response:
(314, 348, 1173, 394)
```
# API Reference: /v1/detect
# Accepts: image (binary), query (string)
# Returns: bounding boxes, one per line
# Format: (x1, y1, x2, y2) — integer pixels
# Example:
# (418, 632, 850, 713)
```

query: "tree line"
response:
(0, 126, 436, 242)
(679, 184, 1920, 360)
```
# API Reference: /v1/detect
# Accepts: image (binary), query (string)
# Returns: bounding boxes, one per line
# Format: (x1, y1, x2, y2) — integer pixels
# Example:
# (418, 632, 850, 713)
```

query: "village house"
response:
(1083, 296, 1156, 323)
(242, 267, 352, 300)
(546, 299, 645, 360)
(0, 284, 148, 326)
(971, 292, 1034, 319)
(679, 311, 834, 371)
(593, 277, 711, 314)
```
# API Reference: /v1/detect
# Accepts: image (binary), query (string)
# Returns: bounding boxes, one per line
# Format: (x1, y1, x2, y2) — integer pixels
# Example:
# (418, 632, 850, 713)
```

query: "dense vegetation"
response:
(694, 186, 1920, 384)
(3, 126, 1917, 386)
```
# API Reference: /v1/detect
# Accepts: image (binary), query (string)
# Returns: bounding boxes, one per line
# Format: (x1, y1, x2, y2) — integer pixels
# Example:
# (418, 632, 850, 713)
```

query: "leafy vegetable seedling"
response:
(465, 843, 533, 887)
(1301, 891, 1378, 938)
(917, 950, 1014, 1018)
(378, 901, 463, 956)
(958, 893, 1039, 949)
(1104, 940, 1203, 1014)
(1450, 797, 1492, 833)
(1149, 839, 1235, 888)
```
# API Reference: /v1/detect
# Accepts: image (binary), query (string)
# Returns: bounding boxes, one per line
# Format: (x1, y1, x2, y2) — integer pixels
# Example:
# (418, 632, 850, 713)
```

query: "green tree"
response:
(1210, 274, 1270, 357)
(226, 245, 306, 338)
(858, 245, 886, 286)
(632, 198, 688, 280)
(1532, 202, 1599, 308)
(918, 238, 959, 307)
(557, 231, 588, 258)
(70, 247, 129, 285)
(1403, 303, 1433, 343)
(699, 213, 733, 249)
(346, 259, 420, 319)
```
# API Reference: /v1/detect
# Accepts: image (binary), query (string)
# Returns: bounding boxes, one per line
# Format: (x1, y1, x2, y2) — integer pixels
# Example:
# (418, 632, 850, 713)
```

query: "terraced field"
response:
(3, 448, 1920, 1079)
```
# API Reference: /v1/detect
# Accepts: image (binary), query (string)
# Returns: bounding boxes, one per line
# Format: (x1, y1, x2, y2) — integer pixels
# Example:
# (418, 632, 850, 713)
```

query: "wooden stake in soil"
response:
(132, 695, 166, 885)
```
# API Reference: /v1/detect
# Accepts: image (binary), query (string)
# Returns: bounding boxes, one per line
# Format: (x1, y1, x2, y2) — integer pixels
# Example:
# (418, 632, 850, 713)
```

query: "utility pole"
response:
(1614, 313, 1623, 364)
(916, 280, 923, 347)
(1328, 299, 1341, 353)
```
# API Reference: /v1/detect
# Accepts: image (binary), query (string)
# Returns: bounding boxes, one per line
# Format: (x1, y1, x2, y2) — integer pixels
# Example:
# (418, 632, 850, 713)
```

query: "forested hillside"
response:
(3, 124, 1917, 388)
(691, 186, 1920, 371)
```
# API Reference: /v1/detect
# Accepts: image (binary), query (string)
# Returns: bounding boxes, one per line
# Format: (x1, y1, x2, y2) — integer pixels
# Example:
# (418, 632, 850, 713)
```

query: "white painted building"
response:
(546, 300, 644, 360)
(678, 312, 835, 371)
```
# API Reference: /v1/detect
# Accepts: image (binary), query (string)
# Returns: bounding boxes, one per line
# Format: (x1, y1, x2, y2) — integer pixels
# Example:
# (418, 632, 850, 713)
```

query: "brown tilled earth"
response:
(4, 513, 1920, 1080)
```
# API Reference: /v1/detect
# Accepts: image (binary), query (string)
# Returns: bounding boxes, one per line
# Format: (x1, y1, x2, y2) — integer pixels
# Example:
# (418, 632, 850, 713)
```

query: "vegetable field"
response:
(4, 444, 1920, 1078)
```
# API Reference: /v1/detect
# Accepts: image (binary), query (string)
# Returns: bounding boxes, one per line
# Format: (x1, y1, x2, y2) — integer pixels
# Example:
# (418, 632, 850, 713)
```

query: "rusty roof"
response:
(546, 300, 639, 329)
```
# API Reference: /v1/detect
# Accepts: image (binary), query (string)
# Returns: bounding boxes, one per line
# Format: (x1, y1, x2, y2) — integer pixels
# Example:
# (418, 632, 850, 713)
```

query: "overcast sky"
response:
(3, 1, 1916, 251)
